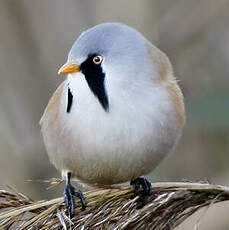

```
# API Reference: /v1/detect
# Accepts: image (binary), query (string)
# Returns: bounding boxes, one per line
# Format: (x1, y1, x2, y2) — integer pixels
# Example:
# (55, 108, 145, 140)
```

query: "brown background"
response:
(1, 1, 229, 229)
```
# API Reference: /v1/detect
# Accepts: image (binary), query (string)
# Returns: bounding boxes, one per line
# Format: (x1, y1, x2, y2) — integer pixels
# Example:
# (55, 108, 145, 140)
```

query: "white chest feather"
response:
(42, 71, 183, 186)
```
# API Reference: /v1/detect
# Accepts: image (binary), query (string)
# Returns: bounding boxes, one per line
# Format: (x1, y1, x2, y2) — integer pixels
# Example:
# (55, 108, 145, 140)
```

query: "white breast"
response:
(45, 71, 182, 186)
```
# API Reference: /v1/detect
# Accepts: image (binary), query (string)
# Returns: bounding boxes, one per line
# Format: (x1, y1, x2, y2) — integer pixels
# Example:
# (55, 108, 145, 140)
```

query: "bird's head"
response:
(58, 23, 155, 112)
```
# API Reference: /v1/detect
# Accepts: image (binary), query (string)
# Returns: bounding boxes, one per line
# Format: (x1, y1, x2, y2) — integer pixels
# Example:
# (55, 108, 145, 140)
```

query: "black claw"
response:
(64, 184, 76, 218)
(141, 178, 153, 196)
(131, 177, 152, 208)
(73, 188, 87, 210)
(64, 185, 71, 208)
(64, 173, 87, 218)
(131, 179, 141, 197)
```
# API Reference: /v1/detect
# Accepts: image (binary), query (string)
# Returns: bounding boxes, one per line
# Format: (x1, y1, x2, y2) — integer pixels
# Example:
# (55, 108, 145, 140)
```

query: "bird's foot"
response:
(64, 183, 87, 218)
(130, 177, 152, 208)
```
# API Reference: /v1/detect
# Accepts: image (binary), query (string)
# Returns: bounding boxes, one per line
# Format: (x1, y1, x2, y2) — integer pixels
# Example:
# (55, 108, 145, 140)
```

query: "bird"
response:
(40, 22, 185, 217)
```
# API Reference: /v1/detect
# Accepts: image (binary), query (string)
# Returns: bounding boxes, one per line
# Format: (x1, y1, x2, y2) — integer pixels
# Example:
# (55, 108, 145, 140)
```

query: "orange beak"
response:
(58, 62, 80, 75)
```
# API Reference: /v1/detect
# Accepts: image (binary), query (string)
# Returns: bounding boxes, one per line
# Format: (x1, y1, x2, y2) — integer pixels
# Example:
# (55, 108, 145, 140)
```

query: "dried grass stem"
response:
(0, 181, 229, 229)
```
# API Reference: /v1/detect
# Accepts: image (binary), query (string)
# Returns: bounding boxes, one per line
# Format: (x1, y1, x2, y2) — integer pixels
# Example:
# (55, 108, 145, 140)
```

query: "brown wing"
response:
(146, 41, 186, 129)
(40, 81, 65, 128)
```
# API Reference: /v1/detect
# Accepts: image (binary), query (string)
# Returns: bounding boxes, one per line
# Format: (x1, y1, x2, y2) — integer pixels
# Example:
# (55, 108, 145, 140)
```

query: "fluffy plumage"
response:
(40, 23, 185, 187)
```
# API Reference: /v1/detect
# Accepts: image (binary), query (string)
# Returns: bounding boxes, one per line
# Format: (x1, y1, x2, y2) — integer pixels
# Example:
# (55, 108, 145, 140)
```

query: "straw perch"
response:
(0, 181, 229, 229)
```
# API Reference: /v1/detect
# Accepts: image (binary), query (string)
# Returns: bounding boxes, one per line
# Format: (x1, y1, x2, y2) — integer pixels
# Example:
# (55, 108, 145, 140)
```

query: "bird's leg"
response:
(64, 172, 87, 217)
(131, 177, 152, 196)
(130, 177, 152, 208)
(130, 178, 141, 197)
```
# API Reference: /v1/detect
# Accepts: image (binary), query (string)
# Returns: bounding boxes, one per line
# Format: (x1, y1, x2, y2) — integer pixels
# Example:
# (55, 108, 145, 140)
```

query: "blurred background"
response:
(0, 0, 229, 229)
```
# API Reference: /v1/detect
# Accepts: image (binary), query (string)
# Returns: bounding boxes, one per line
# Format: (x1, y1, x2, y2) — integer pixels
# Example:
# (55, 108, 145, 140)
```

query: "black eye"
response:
(93, 55, 103, 65)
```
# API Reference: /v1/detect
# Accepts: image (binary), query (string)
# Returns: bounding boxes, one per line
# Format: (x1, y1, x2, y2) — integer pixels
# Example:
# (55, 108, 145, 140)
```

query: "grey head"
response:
(67, 23, 151, 112)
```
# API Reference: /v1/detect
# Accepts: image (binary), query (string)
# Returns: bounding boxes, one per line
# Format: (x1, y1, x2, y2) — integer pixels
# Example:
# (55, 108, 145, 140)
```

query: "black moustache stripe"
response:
(67, 86, 73, 113)
(80, 55, 109, 112)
